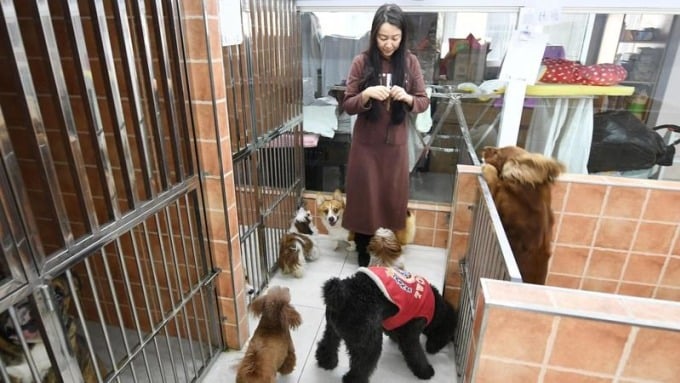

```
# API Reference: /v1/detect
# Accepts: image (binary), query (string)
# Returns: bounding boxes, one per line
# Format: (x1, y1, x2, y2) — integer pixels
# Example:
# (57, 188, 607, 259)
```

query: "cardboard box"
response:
(447, 50, 487, 83)
(443, 36, 488, 83)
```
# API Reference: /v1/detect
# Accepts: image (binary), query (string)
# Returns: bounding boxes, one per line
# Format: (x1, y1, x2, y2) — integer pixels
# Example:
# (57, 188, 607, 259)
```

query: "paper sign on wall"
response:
(498, 30, 548, 85)
(219, 0, 243, 46)
(518, 4, 562, 30)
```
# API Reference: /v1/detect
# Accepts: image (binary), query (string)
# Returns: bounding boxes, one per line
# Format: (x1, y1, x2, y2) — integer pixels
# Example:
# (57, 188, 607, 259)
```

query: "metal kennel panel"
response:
(224, 0, 303, 298)
(233, 128, 305, 299)
(453, 174, 523, 382)
(0, 0, 221, 381)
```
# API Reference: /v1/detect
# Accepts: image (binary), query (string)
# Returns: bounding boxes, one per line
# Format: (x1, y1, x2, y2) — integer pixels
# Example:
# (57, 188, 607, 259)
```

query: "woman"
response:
(342, 3, 430, 266)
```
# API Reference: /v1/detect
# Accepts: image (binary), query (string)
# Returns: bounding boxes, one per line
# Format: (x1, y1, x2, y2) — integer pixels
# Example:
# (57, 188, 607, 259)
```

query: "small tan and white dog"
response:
(278, 232, 319, 278)
(289, 206, 318, 235)
(278, 206, 320, 278)
(367, 228, 406, 269)
(316, 189, 355, 251)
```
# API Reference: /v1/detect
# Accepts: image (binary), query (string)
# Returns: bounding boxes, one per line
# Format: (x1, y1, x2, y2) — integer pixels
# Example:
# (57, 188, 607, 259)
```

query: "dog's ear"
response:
(316, 193, 326, 207)
(52, 274, 79, 315)
(481, 146, 497, 160)
(249, 294, 267, 317)
(332, 189, 345, 203)
(280, 305, 302, 329)
(502, 153, 565, 184)
(321, 278, 349, 309)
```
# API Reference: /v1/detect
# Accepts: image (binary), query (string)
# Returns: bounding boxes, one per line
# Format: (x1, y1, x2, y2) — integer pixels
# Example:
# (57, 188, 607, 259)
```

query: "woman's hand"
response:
(362, 85, 391, 104)
(389, 85, 414, 106)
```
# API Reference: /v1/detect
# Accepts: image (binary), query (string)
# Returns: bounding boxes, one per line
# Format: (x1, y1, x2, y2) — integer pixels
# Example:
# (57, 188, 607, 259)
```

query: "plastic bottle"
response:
(628, 89, 649, 120)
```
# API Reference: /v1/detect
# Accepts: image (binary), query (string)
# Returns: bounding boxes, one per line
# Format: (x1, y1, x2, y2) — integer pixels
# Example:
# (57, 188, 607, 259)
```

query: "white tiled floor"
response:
(201, 235, 458, 383)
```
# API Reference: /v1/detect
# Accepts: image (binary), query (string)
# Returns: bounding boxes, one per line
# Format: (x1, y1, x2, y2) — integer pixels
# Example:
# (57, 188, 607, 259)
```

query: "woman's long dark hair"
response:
(360, 3, 409, 125)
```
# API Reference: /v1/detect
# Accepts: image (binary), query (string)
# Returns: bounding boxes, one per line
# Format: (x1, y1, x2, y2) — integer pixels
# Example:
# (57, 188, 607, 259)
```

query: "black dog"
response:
(315, 266, 457, 383)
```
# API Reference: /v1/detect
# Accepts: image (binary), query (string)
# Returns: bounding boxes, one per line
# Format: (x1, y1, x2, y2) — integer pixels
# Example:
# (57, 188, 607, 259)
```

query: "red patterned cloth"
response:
(580, 64, 628, 86)
(539, 58, 627, 86)
(540, 58, 583, 84)
(358, 266, 435, 331)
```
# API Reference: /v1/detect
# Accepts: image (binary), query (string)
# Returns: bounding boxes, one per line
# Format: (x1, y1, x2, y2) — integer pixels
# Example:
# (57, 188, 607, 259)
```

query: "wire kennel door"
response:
(454, 177, 523, 382)
(224, 0, 303, 299)
(0, 1, 221, 382)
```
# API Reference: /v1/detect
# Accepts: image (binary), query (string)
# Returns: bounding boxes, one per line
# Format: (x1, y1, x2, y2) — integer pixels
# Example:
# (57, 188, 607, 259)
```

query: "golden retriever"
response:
(481, 146, 564, 285)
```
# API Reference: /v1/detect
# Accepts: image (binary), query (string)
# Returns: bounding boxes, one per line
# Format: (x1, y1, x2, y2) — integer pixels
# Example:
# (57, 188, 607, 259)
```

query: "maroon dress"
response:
(342, 52, 429, 235)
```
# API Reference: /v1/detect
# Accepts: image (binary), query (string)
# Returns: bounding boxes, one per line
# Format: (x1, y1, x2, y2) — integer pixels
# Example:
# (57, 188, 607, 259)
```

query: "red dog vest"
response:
(358, 266, 435, 330)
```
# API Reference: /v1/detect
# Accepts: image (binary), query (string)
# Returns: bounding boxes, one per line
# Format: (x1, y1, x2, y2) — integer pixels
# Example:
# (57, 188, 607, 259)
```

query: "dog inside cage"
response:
(0, 0, 224, 380)
(0, 274, 105, 382)
(1, 240, 222, 382)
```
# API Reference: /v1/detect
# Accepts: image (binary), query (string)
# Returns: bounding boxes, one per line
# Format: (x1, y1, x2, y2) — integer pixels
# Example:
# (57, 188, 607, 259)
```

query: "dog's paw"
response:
(342, 372, 369, 383)
(306, 250, 320, 262)
(279, 353, 296, 375)
(345, 242, 356, 251)
(411, 363, 435, 380)
(425, 337, 448, 354)
(481, 163, 498, 181)
(315, 346, 338, 370)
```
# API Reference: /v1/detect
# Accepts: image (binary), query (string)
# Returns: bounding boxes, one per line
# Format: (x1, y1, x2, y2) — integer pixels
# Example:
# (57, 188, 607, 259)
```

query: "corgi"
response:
(317, 190, 417, 250)
(316, 189, 355, 251)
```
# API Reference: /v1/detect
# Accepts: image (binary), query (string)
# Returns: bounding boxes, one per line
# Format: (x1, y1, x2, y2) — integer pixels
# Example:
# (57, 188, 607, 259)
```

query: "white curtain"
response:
(525, 98, 594, 174)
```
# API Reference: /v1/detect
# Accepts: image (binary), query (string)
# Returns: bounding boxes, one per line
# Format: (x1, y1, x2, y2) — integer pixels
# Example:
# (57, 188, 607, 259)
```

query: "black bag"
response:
(587, 111, 680, 173)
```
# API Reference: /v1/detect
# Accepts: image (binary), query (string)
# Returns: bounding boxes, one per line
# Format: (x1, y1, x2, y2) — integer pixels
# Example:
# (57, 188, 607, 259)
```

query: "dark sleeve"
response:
(407, 53, 430, 114)
(342, 54, 372, 115)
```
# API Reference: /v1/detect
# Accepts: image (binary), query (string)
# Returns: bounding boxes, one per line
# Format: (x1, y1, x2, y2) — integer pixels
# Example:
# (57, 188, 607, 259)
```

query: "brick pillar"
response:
(182, 0, 248, 350)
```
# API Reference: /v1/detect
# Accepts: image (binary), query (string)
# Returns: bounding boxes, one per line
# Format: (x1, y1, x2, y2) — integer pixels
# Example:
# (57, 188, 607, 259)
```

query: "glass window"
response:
(301, 10, 680, 202)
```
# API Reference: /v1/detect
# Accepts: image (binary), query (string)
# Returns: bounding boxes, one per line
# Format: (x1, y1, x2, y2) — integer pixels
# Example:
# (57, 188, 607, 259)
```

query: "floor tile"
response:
(201, 234, 457, 383)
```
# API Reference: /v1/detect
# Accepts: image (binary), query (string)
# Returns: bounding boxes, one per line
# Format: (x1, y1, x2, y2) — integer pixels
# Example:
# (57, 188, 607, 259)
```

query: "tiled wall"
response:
(182, 0, 248, 349)
(448, 166, 680, 303)
(547, 174, 680, 301)
(445, 168, 479, 307)
(470, 279, 680, 383)
(453, 165, 680, 381)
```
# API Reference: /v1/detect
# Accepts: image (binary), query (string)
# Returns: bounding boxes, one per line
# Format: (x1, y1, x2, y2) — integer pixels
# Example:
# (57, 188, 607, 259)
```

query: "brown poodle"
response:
(236, 286, 302, 383)
(481, 146, 564, 284)
(367, 227, 405, 269)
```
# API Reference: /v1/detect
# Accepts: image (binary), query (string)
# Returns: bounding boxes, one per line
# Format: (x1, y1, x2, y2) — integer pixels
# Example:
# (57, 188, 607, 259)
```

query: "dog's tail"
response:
(235, 350, 265, 383)
(321, 277, 349, 309)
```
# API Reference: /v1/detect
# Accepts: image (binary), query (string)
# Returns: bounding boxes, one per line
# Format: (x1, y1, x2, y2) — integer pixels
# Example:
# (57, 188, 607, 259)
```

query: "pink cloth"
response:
(267, 133, 320, 148)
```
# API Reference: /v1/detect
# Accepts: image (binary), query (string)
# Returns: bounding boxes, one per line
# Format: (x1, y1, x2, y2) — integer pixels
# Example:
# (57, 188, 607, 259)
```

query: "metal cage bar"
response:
(225, 0, 304, 301)
(0, 0, 222, 381)
(454, 173, 522, 382)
